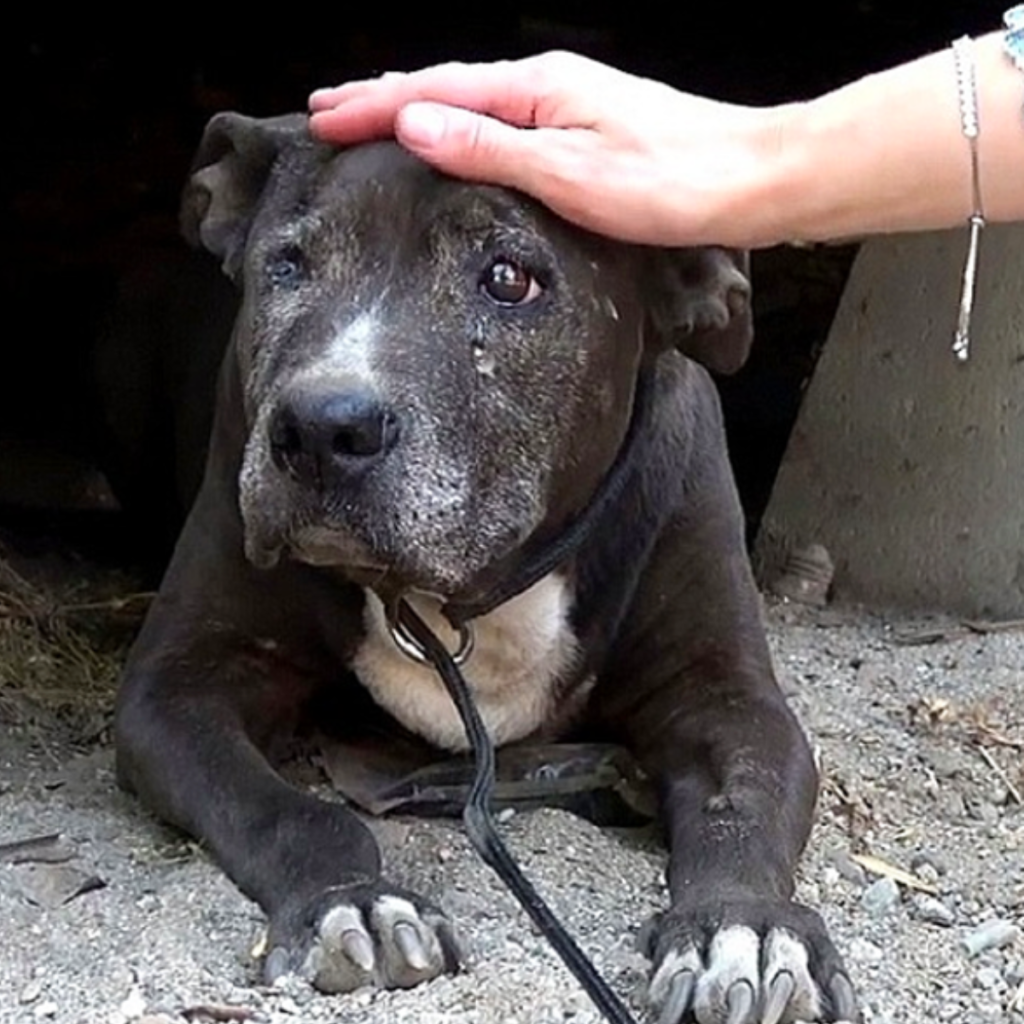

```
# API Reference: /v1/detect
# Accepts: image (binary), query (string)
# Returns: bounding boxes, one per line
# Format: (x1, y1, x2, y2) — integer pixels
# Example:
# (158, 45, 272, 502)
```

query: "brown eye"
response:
(480, 260, 542, 306)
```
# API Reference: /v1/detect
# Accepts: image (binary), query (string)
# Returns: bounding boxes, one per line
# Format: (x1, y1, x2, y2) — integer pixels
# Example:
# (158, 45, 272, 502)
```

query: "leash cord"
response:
(396, 600, 640, 1024)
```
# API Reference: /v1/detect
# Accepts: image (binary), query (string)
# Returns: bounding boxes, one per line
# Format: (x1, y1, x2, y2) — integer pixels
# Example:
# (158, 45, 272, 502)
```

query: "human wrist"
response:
(734, 100, 818, 248)
(754, 42, 1003, 246)
(762, 89, 877, 246)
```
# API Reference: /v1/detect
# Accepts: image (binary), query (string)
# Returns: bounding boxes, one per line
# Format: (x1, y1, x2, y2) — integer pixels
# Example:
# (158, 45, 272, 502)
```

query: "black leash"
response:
(396, 600, 641, 1024)
(385, 359, 661, 1022)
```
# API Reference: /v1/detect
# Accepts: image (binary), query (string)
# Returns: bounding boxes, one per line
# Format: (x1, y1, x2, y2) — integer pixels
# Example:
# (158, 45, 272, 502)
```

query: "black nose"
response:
(268, 387, 400, 486)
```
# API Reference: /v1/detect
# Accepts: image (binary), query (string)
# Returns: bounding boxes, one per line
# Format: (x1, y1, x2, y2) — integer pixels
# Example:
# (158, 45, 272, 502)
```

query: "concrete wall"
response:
(756, 225, 1024, 617)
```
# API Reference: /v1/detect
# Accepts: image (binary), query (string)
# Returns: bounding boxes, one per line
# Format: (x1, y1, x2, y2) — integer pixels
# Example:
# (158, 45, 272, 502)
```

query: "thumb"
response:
(395, 101, 531, 186)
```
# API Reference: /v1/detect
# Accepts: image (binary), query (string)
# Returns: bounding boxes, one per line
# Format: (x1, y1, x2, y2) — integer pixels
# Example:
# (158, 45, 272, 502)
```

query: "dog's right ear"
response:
(180, 112, 310, 280)
(645, 247, 753, 375)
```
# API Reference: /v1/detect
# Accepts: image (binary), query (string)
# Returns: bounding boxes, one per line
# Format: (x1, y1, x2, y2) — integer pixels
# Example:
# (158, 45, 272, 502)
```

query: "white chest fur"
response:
(352, 574, 581, 752)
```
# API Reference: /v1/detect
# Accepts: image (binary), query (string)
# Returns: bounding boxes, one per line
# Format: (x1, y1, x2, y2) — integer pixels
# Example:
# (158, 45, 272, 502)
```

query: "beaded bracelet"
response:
(954, 8, 1024, 362)
(952, 35, 982, 362)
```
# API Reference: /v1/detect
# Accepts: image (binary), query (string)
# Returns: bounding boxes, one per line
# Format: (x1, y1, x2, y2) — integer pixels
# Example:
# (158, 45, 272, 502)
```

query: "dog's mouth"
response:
(289, 525, 382, 569)
(284, 521, 490, 601)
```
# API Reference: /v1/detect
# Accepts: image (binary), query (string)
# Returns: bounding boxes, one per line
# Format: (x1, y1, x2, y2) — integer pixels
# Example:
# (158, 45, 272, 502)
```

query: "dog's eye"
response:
(266, 247, 306, 287)
(480, 260, 542, 306)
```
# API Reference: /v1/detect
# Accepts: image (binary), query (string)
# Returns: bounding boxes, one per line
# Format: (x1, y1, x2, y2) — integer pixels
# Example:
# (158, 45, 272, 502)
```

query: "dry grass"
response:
(0, 551, 150, 740)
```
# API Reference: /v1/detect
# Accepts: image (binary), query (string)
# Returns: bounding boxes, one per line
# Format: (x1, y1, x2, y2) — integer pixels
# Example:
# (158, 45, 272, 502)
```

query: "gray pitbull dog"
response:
(115, 113, 858, 1024)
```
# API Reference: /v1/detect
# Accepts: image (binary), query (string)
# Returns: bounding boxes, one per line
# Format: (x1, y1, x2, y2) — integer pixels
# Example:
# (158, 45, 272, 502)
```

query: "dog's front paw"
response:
(643, 900, 858, 1023)
(265, 883, 460, 993)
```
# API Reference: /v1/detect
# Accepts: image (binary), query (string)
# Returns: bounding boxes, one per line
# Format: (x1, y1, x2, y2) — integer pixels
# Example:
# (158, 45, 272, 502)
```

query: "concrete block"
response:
(756, 225, 1024, 616)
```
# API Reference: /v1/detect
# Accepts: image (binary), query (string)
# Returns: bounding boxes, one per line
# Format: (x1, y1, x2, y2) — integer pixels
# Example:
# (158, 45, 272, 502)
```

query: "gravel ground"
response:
(1, 597, 1022, 1024)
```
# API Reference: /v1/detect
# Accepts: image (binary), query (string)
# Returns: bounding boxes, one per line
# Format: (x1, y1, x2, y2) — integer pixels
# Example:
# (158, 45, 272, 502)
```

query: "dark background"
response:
(1, 3, 1008, 567)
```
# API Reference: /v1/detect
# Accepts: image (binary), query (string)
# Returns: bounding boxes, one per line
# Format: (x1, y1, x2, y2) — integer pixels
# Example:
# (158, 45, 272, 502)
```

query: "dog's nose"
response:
(268, 387, 399, 484)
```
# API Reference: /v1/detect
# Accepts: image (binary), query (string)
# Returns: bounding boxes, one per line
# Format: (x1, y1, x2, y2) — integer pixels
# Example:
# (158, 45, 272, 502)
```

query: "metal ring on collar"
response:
(389, 615, 475, 666)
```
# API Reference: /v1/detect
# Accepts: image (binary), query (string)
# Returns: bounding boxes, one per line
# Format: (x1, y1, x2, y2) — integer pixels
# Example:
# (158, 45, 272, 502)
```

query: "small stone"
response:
(496, 808, 516, 824)
(988, 785, 1009, 806)
(911, 894, 956, 927)
(974, 966, 1003, 990)
(119, 986, 147, 1019)
(1005, 959, 1024, 986)
(821, 865, 841, 888)
(961, 919, 1020, 957)
(830, 849, 867, 886)
(19, 981, 42, 1004)
(909, 851, 947, 878)
(861, 876, 901, 917)
(848, 937, 884, 965)
(938, 789, 967, 820)
(33, 1003, 57, 1019)
(966, 798, 999, 825)
(926, 751, 963, 779)
(769, 543, 834, 605)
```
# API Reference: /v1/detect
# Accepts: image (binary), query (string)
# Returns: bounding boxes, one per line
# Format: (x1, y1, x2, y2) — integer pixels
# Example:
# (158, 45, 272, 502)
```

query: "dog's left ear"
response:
(180, 112, 310, 280)
(645, 248, 753, 375)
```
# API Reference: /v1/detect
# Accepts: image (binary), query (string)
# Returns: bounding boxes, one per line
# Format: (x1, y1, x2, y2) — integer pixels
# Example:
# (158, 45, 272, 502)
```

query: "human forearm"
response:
(757, 32, 1024, 246)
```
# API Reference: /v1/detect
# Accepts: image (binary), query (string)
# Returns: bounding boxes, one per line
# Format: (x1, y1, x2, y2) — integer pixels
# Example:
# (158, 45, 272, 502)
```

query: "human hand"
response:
(309, 52, 793, 249)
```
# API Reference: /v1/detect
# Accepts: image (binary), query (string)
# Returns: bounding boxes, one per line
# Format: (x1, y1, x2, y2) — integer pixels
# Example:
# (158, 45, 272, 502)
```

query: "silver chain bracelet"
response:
(953, 7, 1024, 363)
(952, 34, 983, 363)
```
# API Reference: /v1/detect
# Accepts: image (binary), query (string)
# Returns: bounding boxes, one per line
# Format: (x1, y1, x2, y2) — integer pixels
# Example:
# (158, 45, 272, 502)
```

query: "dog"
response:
(114, 112, 858, 1023)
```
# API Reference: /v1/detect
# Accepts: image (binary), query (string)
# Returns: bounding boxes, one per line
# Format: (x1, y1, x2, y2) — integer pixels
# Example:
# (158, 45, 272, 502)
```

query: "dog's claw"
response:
(762, 970, 795, 1024)
(726, 980, 755, 1024)
(341, 927, 376, 972)
(658, 969, 695, 1024)
(264, 945, 291, 984)
(393, 920, 429, 971)
(829, 972, 860, 1022)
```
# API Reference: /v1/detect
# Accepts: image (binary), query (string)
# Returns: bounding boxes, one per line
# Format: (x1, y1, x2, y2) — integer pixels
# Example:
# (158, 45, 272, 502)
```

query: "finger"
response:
(392, 102, 565, 188)
(395, 104, 671, 245)
(309, 71, 409, 111)
(309, 57, 555, 144)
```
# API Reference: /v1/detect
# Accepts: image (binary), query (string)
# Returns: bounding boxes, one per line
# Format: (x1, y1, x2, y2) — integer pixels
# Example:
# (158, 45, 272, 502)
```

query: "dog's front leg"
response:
(115, 624, 459, 992)
(596, 534, 857, 1023)
(645, 683, 854, 1024)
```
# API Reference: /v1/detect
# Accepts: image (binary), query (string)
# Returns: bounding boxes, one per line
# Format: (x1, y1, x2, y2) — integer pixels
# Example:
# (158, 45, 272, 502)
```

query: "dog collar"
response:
(438, 360, 658, 629)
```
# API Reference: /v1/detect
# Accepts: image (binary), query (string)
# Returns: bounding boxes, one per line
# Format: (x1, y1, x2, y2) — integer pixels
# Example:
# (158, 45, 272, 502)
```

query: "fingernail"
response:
(398, 103, 447, 148)
(308, 88, 337, 110)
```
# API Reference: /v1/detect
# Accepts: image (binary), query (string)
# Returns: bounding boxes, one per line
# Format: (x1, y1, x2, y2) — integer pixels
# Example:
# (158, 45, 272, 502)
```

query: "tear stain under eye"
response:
(473, 342, 497, 378)
(471, 328, 497, 378)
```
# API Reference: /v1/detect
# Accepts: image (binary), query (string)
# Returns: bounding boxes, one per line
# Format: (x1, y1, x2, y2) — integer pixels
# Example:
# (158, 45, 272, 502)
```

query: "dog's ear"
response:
(180, 112, 310, 280)
(646, 248, 753, 375)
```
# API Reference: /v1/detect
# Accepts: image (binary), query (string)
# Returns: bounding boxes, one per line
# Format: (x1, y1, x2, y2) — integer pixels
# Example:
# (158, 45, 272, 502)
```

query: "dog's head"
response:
(182, 113, 752, 599)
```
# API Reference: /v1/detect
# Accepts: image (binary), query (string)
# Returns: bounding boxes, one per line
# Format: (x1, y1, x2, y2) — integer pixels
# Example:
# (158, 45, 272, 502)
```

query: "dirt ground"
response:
(0, 550, 1021, 1024)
